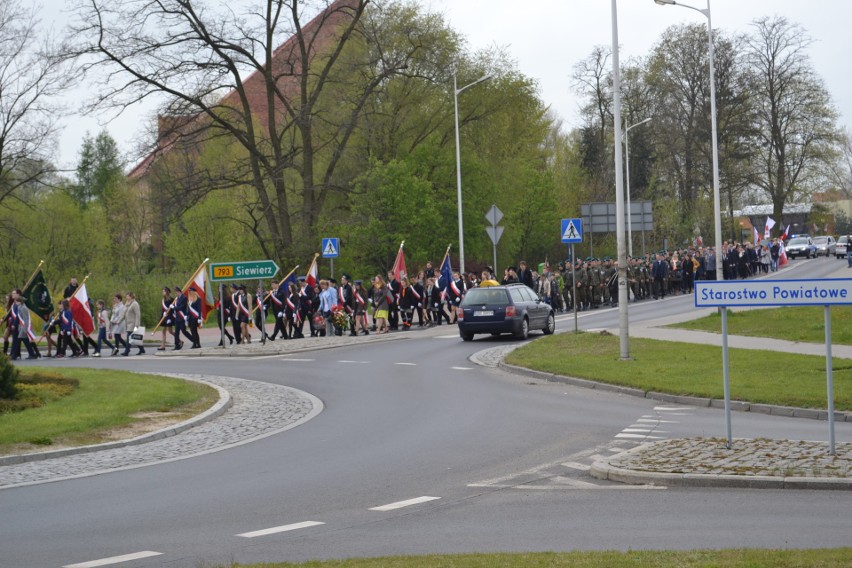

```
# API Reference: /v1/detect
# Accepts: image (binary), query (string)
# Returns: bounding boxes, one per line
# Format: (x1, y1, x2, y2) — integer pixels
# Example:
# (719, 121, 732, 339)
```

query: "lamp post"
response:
(611, 0, 629, 360)
(625, 117, 652, 258)
(454, 72, 492, 275)
(654, 0, 722, 280)
(655, 0, 730, 449)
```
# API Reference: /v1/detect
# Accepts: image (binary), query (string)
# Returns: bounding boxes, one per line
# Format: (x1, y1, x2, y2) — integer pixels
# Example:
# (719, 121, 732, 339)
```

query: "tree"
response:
(0, 0, 72, 206)
(67, 0, 456, 264)
(72, 131, 124, 205)
(745, 16, 839, 228)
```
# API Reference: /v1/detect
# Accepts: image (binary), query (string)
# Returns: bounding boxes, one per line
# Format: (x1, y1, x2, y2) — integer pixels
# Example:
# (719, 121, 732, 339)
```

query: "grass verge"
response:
(211, 548, 852, 567)
(0, 367, 218, 454)
(670, 305, 852, 345)
(504, 332, 851, 410)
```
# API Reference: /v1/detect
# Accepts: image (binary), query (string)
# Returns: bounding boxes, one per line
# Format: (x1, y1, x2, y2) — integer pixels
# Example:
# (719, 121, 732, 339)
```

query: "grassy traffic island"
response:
(0, 355, 218, 456)
(505, 331, 851, 411)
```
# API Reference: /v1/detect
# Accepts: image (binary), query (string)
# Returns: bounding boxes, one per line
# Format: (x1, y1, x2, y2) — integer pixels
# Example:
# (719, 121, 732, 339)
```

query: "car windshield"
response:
(462, 288, 509, 306)
(789, 237, 809, 245)
(814, 237, 828, 244)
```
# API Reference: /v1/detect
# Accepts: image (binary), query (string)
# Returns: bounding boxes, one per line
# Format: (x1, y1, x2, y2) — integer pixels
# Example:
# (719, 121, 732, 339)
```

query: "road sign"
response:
(485, 225, 504, 245)
(322, 238, 339, 258)
(561, 218, 583, 244)
(485, 204, 504, 227)
(210, 260, 280, 282)
(694, 278, 852, 308)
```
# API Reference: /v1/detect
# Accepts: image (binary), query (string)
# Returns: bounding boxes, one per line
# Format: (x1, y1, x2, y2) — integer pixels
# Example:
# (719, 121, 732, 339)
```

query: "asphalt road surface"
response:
(2, 256, 851, 568)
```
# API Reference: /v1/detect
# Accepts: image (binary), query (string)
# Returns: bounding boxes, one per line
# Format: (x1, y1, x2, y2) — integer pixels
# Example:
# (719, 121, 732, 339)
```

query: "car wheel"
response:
(514, 317, 529, 339)
(460, 330, 474, 342)
(542, 313, 555, 335)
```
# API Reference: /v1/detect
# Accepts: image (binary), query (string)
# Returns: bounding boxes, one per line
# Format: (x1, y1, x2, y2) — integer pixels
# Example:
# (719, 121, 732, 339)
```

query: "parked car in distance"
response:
(835, 236, 851, 259)
(813, 235, 836, 257)
(785, 236, 816, 259)
(457, 283, 555, 341)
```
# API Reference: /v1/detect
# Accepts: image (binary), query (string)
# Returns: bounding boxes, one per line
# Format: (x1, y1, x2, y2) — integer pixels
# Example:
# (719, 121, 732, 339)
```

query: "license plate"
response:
(474, 310, 494, 317)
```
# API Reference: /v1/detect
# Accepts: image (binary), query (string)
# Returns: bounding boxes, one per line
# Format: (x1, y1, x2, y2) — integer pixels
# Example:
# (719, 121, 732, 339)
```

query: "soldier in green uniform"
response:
(602, 258, 616, 306)
(562, 263, 574, 311)
(576, 259, 589, 311)
(587, 258, 600, 309)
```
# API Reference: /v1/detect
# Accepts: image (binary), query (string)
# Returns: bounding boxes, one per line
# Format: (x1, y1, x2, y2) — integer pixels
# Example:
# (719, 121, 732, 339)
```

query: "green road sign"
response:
(210, 260, 280, 282)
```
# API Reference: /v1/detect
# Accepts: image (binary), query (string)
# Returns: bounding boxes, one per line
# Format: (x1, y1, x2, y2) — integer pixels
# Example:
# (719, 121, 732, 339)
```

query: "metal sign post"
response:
(695, 278, 852, 454)
(322, 238, 340, 279)
(219, 283, 225, 350)
(572, 244, 578, 333)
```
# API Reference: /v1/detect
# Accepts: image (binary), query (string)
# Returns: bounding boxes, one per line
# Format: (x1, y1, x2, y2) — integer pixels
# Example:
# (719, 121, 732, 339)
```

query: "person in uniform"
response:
(411, 272, 426, 326)
(172, 286, 189, 350)
(297, 277, 314, 338)
(216, 291, 235, 346)
(56, 299, 79, 358)
(398, 277, 415, 330)
(237, 285, 252, 343)
(10, 296, 37, 360)
(268, 279, 286, 341)
(159, 286, 174, 351)
(285, 281, 302, 339)
(587, 259, 600, 309)
(339, 274, 356, 336)
(386, 270, 400, 331)
(229, 283, 243, 344)
(562, 264, 574, 311)
(186, 288, 202, 349)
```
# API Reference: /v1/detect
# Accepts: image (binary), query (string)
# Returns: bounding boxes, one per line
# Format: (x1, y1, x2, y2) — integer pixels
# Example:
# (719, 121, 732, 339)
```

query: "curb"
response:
(589, 444, 852, 491)
(498, 361, 852, 423)
(154, 331, 411, 358)
(0, 375, 232, 466)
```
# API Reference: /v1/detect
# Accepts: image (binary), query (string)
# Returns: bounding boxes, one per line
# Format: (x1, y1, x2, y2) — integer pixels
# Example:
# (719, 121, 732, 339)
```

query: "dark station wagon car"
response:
(457, 283, 556, 341)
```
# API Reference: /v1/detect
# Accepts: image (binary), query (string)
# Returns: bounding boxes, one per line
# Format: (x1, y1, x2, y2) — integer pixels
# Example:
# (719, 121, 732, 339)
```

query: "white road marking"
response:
(395, 362, 417, 366)
(434, 334, 459, 339)
(451, 366, 473, 371)
(654, 406, 694, 412)
(637, 418, 678, 424)
(63, 551, 163, 568)
(370, 496, 441, 511)
(562, 461, 591, 471)
(237, 521, 325, 538)
(337, 360, 369, 364)
(615, 433, 665, 439)
(280, 358, 316, 362)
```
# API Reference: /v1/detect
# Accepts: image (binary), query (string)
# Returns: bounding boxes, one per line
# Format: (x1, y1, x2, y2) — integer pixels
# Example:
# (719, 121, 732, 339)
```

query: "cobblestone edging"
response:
(0, 375, 322, 489)
(590, 438, 852, 490)
(0, 375, 232, 467)
(497, 362, 852, 423)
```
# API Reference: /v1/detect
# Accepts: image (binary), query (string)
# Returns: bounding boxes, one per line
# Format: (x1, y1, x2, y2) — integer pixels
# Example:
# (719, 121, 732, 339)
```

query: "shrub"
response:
(0, 353, 19, 400)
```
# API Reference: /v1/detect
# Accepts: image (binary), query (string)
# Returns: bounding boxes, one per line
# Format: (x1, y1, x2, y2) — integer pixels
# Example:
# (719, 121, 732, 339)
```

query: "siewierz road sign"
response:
(694, 278, 852, 308)
(210, 260, 280, 282)
(322, 238, 340, 258)
(561, 218, 583, 244)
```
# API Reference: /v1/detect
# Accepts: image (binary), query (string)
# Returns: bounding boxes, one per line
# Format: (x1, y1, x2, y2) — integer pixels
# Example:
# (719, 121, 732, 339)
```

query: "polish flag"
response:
(753, 226, 760, 244)
(305, 255, 319, 288)
(69, 283, 95, 335)
(185, 267, 215, 322)
(781, 224, 790, 240)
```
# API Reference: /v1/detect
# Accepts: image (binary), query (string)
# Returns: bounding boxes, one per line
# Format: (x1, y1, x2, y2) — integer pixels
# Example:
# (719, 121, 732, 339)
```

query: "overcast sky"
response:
(46, 0, 852, 170)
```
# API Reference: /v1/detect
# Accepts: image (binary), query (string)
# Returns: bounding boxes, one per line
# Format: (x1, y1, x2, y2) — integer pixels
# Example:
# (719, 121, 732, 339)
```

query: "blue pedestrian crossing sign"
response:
(322, 237, 340, 258)
(561, 218, 583, 244)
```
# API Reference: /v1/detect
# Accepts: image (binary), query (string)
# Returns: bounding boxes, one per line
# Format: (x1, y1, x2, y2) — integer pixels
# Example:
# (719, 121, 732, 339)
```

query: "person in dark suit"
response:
(172, 286, 189, 350)
(517, 261, 534, 289)
(652, 253, 669, 300)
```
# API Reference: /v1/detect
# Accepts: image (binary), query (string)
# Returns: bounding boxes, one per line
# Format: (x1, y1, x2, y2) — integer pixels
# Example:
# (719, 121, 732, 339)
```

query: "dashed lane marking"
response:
(434, 334, 459, 339)
(63, 551, 163, 568)
(451, 366, 473, 371)
(337, 360, 370, 364)
(370, 496, 441, 511)
(615, 433, 665, 440)
(236, 521, 325, 538)
(395, 362, 417, 366)
(654, 406, 695, 412)
(638, 418, 679, 423)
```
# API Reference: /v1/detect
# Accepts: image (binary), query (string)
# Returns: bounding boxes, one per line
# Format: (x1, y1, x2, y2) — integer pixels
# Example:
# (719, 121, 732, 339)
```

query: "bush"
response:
(0, 371, 78, 414)
(0, 353, 19, 400)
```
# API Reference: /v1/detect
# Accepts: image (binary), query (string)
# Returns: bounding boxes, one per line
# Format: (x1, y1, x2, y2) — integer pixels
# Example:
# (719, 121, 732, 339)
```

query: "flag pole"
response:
(69, 274, 91, 301)
(392, 241, 405, 274)
(250, 264, 299, 315)
(151, 258, 210, 335)
(21, 260, 45, 292)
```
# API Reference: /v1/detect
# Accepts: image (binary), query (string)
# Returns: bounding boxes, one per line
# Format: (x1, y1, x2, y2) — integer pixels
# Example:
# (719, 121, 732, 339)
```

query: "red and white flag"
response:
(781, 224, 790, 240)
(69, 283, 95, 335)
(392, 241, 407, 282)
(764, 217, 776, 239)
(304, 255, 318, 288)
(185, 266, 215, 322)
(753, 226, 760, 244)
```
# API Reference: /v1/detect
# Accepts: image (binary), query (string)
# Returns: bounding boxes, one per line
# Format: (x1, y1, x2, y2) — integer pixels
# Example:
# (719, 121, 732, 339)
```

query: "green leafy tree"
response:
(72, 131, 124, 205)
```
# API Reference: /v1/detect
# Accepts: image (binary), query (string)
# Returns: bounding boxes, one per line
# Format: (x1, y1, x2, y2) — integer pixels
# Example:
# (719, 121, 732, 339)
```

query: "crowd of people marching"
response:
(1, 237, 796, 360)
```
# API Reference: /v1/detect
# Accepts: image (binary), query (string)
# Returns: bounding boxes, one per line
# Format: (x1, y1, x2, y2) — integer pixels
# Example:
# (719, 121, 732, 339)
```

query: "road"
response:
(2, 256, 851, 568)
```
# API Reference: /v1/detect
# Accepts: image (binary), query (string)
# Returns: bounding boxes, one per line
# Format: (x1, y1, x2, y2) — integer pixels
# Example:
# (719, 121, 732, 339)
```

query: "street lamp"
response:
(654, 0, 723, 281)
(625, 117, 652, 258)
(611, 0, 629, 360)
(655, 0, 730, 449)
(454, 72, 492, 275)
